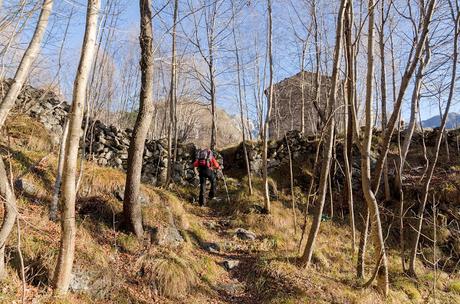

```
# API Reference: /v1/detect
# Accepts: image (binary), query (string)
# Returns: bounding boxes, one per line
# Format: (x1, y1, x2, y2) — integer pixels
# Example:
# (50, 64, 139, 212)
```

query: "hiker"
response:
(193, 148, 222, 206)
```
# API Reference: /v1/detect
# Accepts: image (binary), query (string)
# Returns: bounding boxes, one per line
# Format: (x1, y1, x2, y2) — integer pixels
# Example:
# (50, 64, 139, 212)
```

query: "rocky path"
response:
(185, 195, 261, 304)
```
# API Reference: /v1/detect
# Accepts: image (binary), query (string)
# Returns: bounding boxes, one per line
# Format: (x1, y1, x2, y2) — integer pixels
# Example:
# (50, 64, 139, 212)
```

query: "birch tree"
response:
(53, 0, 100, 293)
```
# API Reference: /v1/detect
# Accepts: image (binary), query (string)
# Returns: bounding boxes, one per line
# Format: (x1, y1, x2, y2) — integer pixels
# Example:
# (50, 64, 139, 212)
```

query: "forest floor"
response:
(0, 114, 460, 303)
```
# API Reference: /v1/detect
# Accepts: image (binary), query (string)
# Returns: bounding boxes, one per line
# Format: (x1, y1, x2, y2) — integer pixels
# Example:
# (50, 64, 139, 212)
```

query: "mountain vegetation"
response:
(0, 0, 460, 303)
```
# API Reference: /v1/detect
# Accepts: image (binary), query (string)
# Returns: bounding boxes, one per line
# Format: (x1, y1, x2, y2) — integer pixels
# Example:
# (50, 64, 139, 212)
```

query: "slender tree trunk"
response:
(311, 0, 325, 125)
(0, 0, 54, 280)
(232, 4, 253, 195)
(343, 0, 356, 254)
(359, 0, 388, 294)
(50, 118, 69, 221)
(166, 0, 178, 186)
(0, 158, 16, 280)
(299, 0, 346, 266)
(123, 0, 155, 238)
(263, 0, 274, 213)
(379, 0, 391, 202)
(408, 12, 458, 276)
(285, 134, 297, 235)
(53, 0, 99, 293)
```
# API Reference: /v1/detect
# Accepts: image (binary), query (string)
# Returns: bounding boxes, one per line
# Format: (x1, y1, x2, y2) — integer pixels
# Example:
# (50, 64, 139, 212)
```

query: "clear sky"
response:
(3, 0, 459, 125)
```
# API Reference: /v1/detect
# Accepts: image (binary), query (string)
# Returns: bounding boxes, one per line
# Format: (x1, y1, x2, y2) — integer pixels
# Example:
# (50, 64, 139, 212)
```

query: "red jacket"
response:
(193, 153, 220, 170)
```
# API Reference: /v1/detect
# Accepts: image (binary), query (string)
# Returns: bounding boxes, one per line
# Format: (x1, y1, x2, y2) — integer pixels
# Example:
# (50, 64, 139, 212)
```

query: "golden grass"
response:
(136, 248, 197, 299)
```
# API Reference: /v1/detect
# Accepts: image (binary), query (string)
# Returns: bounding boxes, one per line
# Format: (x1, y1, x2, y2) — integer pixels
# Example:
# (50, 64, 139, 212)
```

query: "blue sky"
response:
(3, 0, 460, 125)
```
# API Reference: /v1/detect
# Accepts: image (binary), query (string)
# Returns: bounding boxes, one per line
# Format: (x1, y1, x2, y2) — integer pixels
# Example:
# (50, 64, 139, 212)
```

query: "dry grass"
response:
(136, 248, 198, 299)
(4, 114, 54, 152)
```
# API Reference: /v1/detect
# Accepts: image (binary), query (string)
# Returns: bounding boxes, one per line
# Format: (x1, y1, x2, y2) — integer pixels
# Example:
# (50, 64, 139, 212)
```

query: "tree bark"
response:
(50, 118, 69, 221)
(263, 0, 274, 213)
(166, 0, 179, 186)
(0, 158, 17, 279)
(359, 0, 388, 294)
(299, 0, 346, 266)
(53, 0, 99, 293)
(343, 1, 356, 253)
(123, 0, 155, 238)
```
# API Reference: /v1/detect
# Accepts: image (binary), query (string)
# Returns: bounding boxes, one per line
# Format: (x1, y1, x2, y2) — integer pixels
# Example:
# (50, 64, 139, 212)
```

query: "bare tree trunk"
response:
(379, 0, 391, 202)
(50, 118, 69, 221)
(359, 0, 388, 294)
(0, 158, 16, 280)
(123, 0, 154, 239)
(262, 0, 274, 213)
(166, 0, 179, 186)
(299, 0, 346, 267)
(232, 2, 253, 195)
(438, 102, 450, 162)
(408, 10, 458, 275)
(285, 134, 297, 235)
(53, 0, 99, 293)
(0, 0, 53, 281)
(343, 0, 356, 254)
(400, 45, 430, 170)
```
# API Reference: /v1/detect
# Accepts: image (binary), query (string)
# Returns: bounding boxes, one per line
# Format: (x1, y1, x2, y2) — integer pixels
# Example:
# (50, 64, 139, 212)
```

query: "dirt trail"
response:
(185, 187, 261, 304)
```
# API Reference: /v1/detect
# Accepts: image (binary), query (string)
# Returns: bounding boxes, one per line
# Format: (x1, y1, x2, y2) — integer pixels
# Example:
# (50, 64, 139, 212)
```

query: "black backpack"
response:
(197, 149, 212, 168)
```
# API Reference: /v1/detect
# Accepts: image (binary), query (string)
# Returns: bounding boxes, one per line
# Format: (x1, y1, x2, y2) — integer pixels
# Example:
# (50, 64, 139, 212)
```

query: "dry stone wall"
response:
(4, 79, 199, 185)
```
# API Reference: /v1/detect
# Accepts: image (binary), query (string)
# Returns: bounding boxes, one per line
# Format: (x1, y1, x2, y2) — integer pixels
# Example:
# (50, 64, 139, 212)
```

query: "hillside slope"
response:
(0, 115, 460, 303)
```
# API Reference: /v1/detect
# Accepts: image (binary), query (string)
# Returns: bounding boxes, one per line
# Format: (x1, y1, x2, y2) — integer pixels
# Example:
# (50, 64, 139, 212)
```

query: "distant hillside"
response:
(421, 112, 460, 129)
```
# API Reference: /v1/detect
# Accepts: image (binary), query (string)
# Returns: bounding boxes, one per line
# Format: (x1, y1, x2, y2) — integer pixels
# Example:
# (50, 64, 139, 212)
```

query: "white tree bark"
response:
(53, 0, 100, 293)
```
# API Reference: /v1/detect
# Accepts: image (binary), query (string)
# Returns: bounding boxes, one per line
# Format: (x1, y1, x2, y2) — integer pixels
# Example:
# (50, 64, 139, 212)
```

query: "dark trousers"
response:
(198, 167, 216, 206)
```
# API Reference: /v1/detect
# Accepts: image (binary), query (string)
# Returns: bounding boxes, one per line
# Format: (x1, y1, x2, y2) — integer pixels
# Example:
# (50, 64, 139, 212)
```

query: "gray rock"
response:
(203, 242, 220, 253)
(153, 226, 184, 247)
(105, 150, 113, 159)
(223, 260, 240, 270)
(69, 269, 90, 292)
(235, 228, 256, 241)
(97, 158, 108, 166)
(14, 179, 37, 196)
